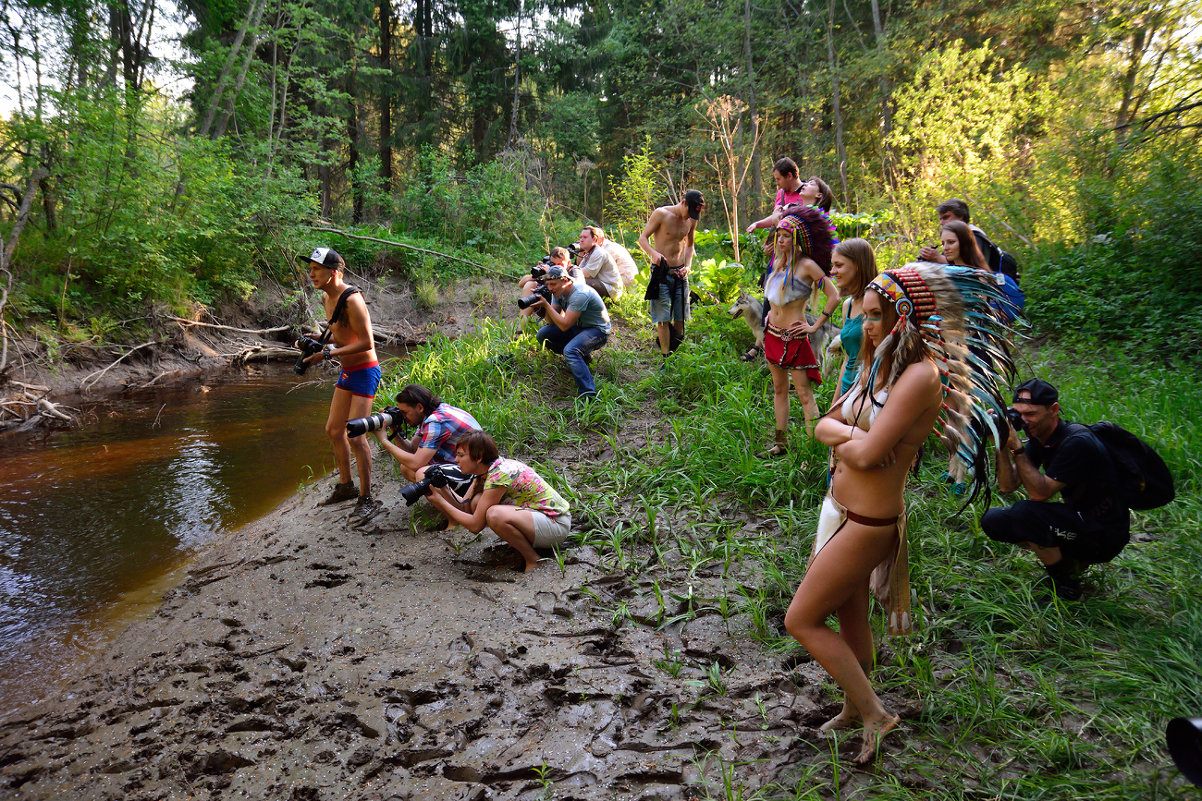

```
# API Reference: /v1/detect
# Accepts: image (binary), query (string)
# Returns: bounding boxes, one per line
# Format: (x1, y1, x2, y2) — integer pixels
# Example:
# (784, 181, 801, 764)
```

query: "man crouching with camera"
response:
(517, 246, 578, 322)
(983, 379, 1130, 601)
(371, 384, 482, 521)
(424, 431, 571, 573)
(533, 265, 611, 401)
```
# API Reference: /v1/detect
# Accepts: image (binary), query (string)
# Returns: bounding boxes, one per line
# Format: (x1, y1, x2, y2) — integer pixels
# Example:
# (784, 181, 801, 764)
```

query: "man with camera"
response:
(297, 247, 381, 524)
(533, 265, 611, 401)
(518, 247, 579, 321)
(983, 379, 1130, 600)
(639, 190, 704, 360)
(576, 226, 623, 300)
(372, 384, 482, 515)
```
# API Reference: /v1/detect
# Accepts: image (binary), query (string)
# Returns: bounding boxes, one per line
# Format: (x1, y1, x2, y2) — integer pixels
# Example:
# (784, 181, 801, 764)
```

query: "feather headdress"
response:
(863, 262, 1024, 502)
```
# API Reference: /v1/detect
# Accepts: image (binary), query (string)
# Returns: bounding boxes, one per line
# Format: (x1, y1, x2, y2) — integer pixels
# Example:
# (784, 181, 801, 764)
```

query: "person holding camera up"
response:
(424, 431, 571, 573)
(517, 247, 578, 322)
(297, 247, 381, 524)
(372, 384, 483, 517)
(533, 265, 611, 401)
(983, 380, 1131, 601)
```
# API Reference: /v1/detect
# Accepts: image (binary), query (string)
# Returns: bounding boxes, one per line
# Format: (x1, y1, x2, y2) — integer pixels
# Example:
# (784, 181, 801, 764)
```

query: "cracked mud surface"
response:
(0, 444, 896, 800)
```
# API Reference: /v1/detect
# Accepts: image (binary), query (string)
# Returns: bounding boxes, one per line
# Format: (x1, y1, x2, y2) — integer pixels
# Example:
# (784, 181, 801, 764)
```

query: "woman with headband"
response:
(784, 263, 1018, 764)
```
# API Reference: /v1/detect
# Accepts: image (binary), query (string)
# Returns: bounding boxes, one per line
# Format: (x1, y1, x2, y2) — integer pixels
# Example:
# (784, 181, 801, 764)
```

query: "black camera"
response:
(1005, 407, 1025, 433)
(294, 336, 327, 375)
(399, 464, 450, 506)
(346, 406, 402, 438)
(517, 284, 553, 310)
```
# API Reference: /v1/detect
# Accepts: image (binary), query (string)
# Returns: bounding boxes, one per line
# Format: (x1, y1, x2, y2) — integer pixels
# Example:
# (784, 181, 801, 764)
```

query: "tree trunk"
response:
(212, 0, 268, 139)
(379, 0, 393, 187)
(743, 0, 761, 223)
(199, 0, 266, 136)
(826, 0, 848, 203)
(508, 0, 522, 149)
(870, 0, 894, 177)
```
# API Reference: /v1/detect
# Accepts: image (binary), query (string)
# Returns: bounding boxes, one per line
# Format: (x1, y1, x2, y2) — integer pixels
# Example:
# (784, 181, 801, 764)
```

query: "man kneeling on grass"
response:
(424, 431, 571, 573)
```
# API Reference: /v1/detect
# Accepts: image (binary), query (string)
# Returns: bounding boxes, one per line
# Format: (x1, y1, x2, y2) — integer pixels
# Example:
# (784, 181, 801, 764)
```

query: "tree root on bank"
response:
(0, 384, 76, 432)
(166, 316, 292, 337)
(79, 341, 158, 393)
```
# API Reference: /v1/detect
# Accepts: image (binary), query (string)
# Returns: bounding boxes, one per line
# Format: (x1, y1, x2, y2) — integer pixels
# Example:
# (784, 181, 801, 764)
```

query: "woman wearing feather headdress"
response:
(759, 207, 840, 455)
(784, 262, 1018, 765)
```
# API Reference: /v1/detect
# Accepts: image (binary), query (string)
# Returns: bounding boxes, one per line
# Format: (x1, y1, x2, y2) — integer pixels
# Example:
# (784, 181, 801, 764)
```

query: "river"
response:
(0, 362, 370, 712)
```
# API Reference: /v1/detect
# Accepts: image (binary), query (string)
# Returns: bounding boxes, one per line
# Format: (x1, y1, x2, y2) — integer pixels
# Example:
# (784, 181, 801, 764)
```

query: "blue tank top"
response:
(839, 312, 864, 395)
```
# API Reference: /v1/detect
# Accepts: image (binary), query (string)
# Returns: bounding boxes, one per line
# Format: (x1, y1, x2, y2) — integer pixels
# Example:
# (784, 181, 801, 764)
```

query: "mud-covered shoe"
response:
(317, 480, 358, 507)
(350, 494, 382, 526)
(1039, 559, 1083, 601)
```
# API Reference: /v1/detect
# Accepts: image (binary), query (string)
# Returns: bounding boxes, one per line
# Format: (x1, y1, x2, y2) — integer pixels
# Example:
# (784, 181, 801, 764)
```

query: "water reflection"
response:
(0, 365, 343, 710)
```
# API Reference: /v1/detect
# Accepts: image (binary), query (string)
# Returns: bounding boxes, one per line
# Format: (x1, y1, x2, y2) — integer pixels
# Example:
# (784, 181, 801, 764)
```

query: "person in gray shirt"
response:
(533, 265, 611, 400)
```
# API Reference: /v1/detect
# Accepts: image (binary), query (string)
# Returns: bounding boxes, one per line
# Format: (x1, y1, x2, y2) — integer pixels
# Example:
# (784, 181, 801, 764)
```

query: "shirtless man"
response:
(638, 190, 704, 359)
(298, 247, 381, 524)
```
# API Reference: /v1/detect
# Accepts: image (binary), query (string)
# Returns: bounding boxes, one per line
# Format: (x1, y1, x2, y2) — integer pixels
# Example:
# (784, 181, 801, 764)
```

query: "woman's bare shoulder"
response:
(896, 358, 941, 394)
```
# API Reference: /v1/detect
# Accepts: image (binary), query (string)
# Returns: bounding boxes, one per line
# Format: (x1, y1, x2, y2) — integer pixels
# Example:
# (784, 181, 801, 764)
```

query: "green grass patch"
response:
(374, 299, 1201, 799)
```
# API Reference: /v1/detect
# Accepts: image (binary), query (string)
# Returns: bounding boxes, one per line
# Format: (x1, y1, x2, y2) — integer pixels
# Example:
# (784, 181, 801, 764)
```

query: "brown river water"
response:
(0, 362, 370, 711)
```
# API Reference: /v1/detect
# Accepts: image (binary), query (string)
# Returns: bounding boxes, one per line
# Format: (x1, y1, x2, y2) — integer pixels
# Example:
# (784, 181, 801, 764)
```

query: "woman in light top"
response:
(828, 238, 879, 400)
(759, 207, 840, 455)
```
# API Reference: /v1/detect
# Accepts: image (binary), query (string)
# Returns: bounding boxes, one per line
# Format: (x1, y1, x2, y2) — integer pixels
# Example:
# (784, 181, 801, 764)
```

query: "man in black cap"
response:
(982, 379, 1131, 600)
(298, 247, 382, 524)
(638, 190, 704, 360)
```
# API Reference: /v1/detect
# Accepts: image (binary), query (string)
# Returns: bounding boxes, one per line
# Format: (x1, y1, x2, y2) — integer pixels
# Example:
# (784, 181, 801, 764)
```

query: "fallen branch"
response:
(36, 398, 73, 422)
(79, 340, 157, 392)
(310, 226, 522, 280)
(232, 345, 299, 365)
(166, 316, 291, 336)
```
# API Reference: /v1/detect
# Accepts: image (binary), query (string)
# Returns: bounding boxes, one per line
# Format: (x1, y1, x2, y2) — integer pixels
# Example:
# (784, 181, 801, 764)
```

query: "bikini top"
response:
(764, 260, 813, 307)
(842, 383, 890, 431)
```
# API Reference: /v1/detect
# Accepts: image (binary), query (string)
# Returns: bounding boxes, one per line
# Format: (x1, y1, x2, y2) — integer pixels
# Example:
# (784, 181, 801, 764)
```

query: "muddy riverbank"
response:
(0, 434, 867, 801)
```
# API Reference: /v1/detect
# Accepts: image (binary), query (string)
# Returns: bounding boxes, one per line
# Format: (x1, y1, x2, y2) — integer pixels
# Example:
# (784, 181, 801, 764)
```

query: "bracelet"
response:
(1012, 446, 1025, 456)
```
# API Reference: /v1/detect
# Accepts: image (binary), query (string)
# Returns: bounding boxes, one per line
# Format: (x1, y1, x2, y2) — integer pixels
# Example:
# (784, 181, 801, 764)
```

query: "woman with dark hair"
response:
(784, 263, 1017, 765)
(829, 238, 879, 399)
(759, 208, 840, 454)
(939, 220, 988, 270)
(426, 431, 571, 573)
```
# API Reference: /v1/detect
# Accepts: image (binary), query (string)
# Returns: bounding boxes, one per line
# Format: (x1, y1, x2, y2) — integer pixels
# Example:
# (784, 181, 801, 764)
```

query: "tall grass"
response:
(374, 295, 1202, 799)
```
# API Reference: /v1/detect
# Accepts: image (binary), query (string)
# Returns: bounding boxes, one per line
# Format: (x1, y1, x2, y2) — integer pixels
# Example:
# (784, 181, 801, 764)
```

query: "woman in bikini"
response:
(828, 238, 878, 401)
(760, 208, 840, 455)
(784, 263, 1017, 765)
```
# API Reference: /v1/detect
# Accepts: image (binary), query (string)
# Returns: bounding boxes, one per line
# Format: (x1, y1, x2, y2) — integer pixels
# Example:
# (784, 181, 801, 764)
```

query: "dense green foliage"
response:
(373, 301, 1201, 797)
(0, 0, 1200, 361)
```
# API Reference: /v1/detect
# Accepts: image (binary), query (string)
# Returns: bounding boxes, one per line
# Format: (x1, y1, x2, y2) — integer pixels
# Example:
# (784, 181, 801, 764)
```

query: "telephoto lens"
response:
(346, 410, 395, 438)
(399, 465, 448, 505)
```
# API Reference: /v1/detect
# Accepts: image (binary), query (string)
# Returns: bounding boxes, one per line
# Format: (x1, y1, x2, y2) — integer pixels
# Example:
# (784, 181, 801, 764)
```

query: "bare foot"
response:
(853, 713, 900, 766)
(819, 704, 860, 733)
(522, 559, 539, 573)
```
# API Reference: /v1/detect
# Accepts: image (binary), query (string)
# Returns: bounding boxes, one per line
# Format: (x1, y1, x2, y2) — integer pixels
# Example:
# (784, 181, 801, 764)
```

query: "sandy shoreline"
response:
(0, 447, 868, 801)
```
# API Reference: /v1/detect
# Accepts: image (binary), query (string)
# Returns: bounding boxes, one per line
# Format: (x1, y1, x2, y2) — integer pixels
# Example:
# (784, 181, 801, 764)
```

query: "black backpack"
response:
(997, 249, 1019, 282)
(1087, 421, 1175, 510)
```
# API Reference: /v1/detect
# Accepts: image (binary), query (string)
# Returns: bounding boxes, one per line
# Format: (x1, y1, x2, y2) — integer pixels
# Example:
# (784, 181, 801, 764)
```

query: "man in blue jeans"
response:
(534, 265, 611, 401)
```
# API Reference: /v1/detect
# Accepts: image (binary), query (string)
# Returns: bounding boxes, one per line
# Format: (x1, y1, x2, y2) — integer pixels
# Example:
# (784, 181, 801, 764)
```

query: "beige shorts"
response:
(485, 510, 571, 549)
(532, 510, 572, 548)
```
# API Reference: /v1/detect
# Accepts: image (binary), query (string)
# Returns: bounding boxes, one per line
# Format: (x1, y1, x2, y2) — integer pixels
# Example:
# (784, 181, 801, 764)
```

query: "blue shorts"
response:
(336, 362, 381, 398)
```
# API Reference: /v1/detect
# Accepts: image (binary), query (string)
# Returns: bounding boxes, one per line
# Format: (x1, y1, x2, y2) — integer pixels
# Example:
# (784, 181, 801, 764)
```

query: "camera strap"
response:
(315, 286, 361, 345)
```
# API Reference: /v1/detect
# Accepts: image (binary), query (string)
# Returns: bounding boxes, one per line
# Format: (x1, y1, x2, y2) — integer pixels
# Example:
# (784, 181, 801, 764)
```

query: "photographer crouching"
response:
(533, 265, 611, 401)
(983, 379, 1130, 601)
(296, 247, 382, 524)
(370, 384, 483, 523)
(424, 431, 571, 573)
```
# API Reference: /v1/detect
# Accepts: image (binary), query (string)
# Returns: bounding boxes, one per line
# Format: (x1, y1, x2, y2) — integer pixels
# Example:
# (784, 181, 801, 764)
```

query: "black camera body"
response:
(517, 283, 553, 310)
(400, 464, 450, 506)
(346, 406, 402, 439)
(294, 336, 327, 375)
(1005, 407, 1025, 434)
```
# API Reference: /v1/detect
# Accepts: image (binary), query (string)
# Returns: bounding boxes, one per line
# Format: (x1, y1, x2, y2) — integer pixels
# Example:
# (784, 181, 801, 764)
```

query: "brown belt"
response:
(845, 509, 899, 527)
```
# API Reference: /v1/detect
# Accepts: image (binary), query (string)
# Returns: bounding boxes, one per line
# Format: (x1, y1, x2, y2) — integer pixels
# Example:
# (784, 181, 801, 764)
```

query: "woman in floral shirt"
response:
(426, 431, 571, 572)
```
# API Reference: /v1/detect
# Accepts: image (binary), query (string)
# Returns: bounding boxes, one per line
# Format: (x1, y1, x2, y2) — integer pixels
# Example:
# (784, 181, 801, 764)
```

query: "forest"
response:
(0, 0, 1200, 365)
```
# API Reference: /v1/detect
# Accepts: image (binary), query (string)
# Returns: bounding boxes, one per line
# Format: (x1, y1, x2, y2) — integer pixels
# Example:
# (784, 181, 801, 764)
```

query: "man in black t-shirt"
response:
(982, 379, 1131, 600)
